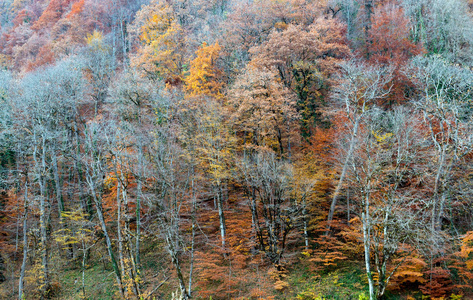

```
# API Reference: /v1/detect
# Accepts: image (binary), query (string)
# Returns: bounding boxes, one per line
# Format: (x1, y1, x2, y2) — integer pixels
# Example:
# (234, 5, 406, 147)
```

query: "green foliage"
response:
(358, 293, 369, 300)
(291, 265, 369, 300)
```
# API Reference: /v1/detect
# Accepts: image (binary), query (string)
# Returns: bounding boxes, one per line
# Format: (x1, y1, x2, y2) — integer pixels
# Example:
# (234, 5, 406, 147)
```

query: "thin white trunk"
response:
(362, 211, 375, 300)
(18, 179, 28, 300)
(216, 185, 226, 248)
(327, 117, 361, 232)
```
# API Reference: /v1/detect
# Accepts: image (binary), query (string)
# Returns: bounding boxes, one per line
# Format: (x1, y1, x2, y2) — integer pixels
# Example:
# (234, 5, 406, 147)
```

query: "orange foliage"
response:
(66, 0, 85, 19)
(195, 206, 274, 299)
(309, 227, 349, 274)
(249, 18, 350, 134)
(388, 249, 427, 291)
(102, 167, 138, 224)
(229, 66, 300, 154)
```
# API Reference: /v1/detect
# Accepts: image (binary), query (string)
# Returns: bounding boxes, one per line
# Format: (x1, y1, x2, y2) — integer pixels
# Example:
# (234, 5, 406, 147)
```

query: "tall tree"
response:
(238, 150, 300, 265)
(131, 2, 185, 83)
(249, 18, 350, 135)
(229, 66, 300, 156)
(327, 60, 393, 231)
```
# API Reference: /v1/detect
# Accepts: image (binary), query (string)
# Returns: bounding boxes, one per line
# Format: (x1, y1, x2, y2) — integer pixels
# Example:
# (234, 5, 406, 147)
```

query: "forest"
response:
(1, 0, 473, 299)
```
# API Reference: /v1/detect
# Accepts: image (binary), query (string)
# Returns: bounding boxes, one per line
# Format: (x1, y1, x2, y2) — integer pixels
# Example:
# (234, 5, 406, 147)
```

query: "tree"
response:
(83, 30, 115, 115)
(229, 66, 300, 156)
(249, 18, 350, 135)
(238, 150, 300, 265)
(107, 68, 160, 287)
(327, 59, 393, 231)
(409, 56, 473, 232)
(401, 0, 473, 62)
(185, 42, 225, 99)
(344, 107, 433, 299)
(365, 2, 423, 106)
(176, 95, 235, 250)
(31, 0, 75, 30)
(81, 119, 125, 298)
(11, 57, 86, 299)
(131, 2, 185, 83)
(148, 116, 194, 300)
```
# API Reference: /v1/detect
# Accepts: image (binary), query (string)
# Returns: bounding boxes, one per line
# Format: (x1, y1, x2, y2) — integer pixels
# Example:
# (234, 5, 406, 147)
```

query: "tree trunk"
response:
(136, 142, 144, 273)
(362, 211, 375, 300)
(86, 175, 124, 298)
(216, 185, 226, 249)
(18, 179, 29, 300)
(327, 117, 360, 233)
(34, 135, 50, 299)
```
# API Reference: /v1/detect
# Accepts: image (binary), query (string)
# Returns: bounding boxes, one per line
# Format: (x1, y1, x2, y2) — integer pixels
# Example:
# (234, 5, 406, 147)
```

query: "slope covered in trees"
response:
(1, 0, 473, 299)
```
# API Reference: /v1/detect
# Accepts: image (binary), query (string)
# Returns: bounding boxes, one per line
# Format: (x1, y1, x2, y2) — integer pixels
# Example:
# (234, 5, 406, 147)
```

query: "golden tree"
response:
(132, 3, 184, 83)
(185, 42, 225, 99)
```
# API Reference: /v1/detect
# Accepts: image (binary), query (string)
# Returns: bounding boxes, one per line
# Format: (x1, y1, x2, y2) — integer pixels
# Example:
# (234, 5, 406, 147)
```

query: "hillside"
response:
(1, 0, 473, 299)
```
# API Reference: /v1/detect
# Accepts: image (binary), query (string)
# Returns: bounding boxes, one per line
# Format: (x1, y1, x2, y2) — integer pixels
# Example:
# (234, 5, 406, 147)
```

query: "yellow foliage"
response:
(372, 129, 393, 145)
(0, 54, 12, 70)
(85, 30, 103, 45)
(53, 209, 94, 250)
(460, 231, 473, 269)
(185, 42, 225, 98)
(132, 4, 184, 82)
(85, 30, 106, 51)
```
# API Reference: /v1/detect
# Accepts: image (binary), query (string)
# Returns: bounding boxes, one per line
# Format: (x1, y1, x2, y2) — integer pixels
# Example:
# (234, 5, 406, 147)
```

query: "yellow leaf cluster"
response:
(132, 4, 183, 81)
(185, 42, 224, 98)
(85, 30, 105, 51)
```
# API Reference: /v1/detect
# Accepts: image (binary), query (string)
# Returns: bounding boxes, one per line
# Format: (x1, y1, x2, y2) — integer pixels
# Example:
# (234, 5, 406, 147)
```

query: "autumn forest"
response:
(1, 0, 473, 299)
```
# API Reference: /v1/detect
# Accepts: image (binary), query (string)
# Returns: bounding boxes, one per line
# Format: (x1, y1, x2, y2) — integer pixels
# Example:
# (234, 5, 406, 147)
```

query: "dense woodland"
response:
(1, 0, 473, 299)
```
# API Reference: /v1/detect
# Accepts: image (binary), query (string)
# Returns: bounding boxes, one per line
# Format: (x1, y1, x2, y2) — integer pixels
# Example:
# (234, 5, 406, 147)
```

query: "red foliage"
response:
(364, 2, 424, 106)
(419, 266, 453, 298)
(12, 9, 36, 28)
(25, 44, 55, 72)
(367, 3, 422, 65)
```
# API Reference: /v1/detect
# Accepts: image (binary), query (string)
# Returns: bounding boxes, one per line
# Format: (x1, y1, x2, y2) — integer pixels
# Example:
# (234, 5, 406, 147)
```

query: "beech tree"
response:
(148, 113, 195, 300)
(131, 2, 185, 83)
(249, 17, 350, 134)
(11, 57, 86, 299)
(81, 119, 125, 298)
(365, 2, 423, 106)
(2, 0, 473, 298)
(229, 66, 300, 156)
(185, 42, 225, 99)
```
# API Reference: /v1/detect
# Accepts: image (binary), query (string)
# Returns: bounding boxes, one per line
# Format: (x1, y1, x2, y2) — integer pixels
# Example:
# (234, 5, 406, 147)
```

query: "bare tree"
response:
(238, 149, 300, 265)
(81, 120, 125, 298)
(345, 107, 433, 299)
(148, 123, 193, 300)
(401, 0, 473, 62)
(11, 57, 86, 299)
(409, 56, 473, 232)
(108, 69, 159, 282)
(327, 60, 393, 232)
